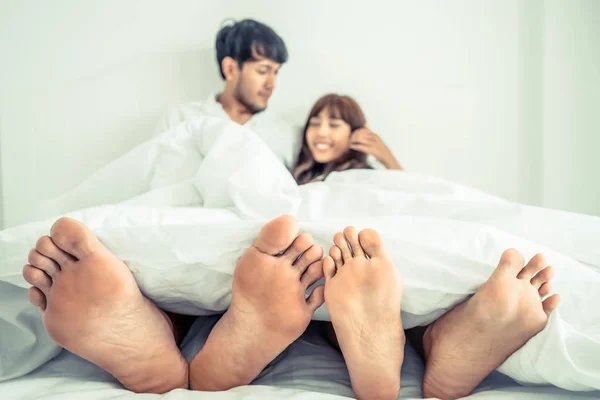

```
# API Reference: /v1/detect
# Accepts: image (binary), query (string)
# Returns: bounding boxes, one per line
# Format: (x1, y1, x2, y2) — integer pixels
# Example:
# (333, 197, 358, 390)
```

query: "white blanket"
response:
(1, 117, 599, 396)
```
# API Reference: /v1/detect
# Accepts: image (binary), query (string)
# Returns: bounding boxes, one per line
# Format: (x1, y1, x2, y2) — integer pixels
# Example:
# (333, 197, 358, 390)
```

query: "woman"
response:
(293, 94, 402, 185)
(291, 93, 405, 396)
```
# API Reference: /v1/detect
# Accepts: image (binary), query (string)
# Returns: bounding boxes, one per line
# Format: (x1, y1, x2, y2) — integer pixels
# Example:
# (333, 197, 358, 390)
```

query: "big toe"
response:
(357, 229, 385, 258)
(496, 248, 525, 277)
(50, 217, 102, 260)
(253, 215, 299, 255)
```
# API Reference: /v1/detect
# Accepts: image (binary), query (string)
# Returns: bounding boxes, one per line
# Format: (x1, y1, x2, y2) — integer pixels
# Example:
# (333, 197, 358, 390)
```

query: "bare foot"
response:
(22, 217, 187, 393)
(324, 227, 404, 400)
(189, 215, 326, 391)
(422, 249, 561, 400)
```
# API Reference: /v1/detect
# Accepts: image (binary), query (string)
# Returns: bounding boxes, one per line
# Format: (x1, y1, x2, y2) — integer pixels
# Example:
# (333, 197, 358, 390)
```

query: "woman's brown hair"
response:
(293, 94, 370, 185)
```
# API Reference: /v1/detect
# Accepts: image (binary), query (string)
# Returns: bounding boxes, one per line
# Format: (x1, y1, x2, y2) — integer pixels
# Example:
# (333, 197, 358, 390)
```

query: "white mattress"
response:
(2, 319, 597, 400)
(0, 317, 600, 400)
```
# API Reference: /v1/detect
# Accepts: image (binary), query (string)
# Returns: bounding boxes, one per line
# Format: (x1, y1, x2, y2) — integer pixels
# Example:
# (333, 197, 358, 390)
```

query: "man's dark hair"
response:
(216, 19, 288, 79)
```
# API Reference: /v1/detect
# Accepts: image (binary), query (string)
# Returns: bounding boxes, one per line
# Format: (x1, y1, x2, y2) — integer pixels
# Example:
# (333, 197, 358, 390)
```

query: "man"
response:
(156, 19, 300, 170)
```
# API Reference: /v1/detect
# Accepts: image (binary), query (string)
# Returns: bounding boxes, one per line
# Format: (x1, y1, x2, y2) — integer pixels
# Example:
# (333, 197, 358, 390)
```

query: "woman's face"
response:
(305, 108, 352, 164)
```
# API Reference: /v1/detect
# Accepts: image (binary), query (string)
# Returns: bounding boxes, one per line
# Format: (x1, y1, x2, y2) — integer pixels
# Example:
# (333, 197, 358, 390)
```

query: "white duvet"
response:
(1, 116, 599, 399)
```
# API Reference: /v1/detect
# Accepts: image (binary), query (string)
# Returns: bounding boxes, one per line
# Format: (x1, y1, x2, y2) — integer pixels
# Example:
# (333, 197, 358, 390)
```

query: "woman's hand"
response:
(349, 126, 402, 170)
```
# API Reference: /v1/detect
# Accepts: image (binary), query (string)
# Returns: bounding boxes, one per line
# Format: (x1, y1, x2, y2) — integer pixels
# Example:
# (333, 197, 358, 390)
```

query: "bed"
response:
(1, 117, 599, 399)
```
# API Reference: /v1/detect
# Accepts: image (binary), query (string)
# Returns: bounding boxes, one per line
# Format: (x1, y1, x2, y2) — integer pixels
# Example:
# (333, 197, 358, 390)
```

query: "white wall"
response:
(0, 114, 4, 229)
(0, 0, 231, 228)
(242, 0, 523, 204)
(517, 0, 545, 207)
(0, 0, 598, 229)
(542, 0, 600, 216)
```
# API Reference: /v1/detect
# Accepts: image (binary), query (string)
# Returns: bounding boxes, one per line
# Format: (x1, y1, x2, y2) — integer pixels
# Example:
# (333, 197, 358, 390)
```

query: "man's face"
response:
(234, 56, 281, 113)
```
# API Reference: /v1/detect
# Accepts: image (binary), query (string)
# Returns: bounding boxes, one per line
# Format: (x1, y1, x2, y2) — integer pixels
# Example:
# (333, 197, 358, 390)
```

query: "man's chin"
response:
(250, 103, 267, 113)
